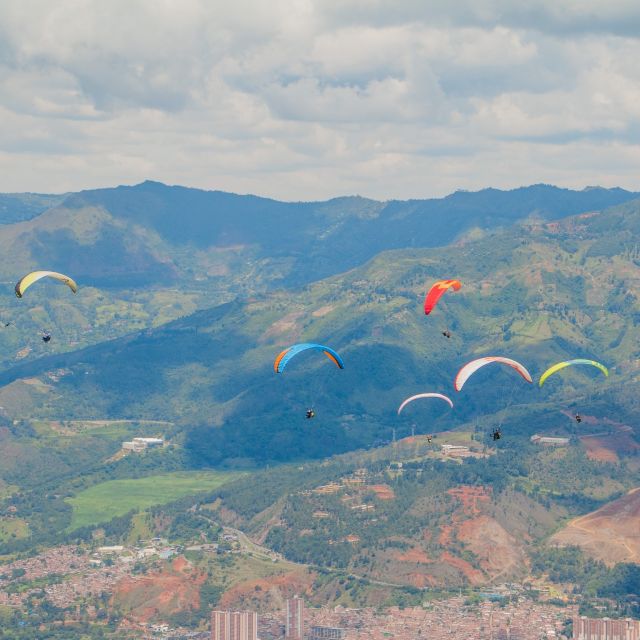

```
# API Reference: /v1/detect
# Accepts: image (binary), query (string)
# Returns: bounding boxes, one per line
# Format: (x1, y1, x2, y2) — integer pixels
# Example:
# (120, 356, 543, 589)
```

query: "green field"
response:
(66, 471, 243, 530)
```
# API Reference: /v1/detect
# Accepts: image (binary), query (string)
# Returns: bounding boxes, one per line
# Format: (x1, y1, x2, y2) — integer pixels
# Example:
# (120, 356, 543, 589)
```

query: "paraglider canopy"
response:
(15, 271, 77, 298)
(538, 359, 609, 387)
(397, 393, 454, 415)
(424, 279, 461, 315)
(454, 356, 533, 392)
(274, 343, 345, 373)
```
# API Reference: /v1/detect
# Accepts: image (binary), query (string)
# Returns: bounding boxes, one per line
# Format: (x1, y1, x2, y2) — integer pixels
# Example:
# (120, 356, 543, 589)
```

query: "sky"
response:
(1, 0, 639, 200)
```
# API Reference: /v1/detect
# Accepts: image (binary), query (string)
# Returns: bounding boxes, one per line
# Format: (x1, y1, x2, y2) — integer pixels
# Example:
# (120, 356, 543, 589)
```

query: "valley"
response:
(0, 183, 639, 635)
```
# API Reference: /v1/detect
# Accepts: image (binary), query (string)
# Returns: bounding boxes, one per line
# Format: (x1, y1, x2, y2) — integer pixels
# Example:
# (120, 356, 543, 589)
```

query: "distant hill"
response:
(1, 197, 640, 468)
(0, 192, 65, 224)
(0, 185, 639, 587)
(2, 181, 638, 289)
(1, 182, 635, 371)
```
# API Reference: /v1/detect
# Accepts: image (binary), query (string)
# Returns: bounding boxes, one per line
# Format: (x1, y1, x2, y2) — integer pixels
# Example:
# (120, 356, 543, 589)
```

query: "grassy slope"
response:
(0, 183, 636, 372)
(66, 471, 243, 529)
(0, 197, 639, 574)
(2, 200, 639, 465)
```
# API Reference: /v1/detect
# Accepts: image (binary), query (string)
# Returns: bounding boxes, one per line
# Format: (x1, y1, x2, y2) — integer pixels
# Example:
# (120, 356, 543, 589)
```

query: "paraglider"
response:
(274, 343, 344, 373)
(575, 414, 582, 423)
(454, 356, 533, 392)
(15, 271, 77, 298)
(397, 393, 454, 415)
(424, 279, 461, 315)
(538, 359, 609, 387)
(274, 343, 344, 419)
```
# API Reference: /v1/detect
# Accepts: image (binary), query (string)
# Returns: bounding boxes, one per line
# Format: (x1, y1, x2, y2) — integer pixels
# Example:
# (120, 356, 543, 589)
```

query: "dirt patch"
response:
(551, 487, 640, 565)
(447, 486, 492, 516)
(407, 572, 436, 588)
(261, 311, 304, 343)
(113, 556, 203, 623)
(217, 570, 313, 612)
(580, 431, 640, 462)
(580, 436, 619, 462)
(438, 525, 453, 546)
(312, 305, 334, 318)
(394, 548, 431, 564)
(440, 552, 484, 586)
(457, 515, 524, 579)
(368, 484, 395, 500)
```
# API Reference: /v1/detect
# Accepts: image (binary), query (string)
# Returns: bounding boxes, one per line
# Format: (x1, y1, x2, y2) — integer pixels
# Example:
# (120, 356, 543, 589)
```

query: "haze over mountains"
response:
(1, 181, 640, 596)
(0, 181, 637, 366)
(1, 182, 640, 460)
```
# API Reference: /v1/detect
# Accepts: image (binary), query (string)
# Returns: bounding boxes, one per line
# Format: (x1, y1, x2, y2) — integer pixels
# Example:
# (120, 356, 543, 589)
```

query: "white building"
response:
(122, 436, 164, 452)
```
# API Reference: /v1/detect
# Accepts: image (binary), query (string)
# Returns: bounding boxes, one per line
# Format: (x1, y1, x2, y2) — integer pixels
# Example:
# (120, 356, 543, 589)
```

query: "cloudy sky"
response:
(1, 0, 639, 200)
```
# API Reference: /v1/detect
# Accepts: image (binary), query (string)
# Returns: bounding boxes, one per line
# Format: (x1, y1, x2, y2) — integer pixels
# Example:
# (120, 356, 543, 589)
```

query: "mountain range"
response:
(0, 181, 639, 597)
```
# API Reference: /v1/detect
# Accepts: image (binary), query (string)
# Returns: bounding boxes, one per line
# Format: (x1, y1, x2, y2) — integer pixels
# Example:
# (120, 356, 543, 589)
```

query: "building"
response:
(121, 436, 164, 453)
(531, 434, 570, 446)
(310, 626, 345, 640)
(286, 597, 304, 640)
(440, 444, 481, 458)
(574, 615, 640, 640)
(212, 610, 258, 640)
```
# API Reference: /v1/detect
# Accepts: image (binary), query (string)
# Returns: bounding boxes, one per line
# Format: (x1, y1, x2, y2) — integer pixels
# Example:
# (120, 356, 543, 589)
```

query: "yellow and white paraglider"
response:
(15, 271, 78, 298)
(538, 359, 608, 387)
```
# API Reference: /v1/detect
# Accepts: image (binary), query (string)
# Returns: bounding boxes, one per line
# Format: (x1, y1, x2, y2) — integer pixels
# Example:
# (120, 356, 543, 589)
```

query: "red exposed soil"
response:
(457, 515, 525, 578)
(394, 548, 431, 564)
(368, 484, 395, 500)
(580, 432, 640, 462)
(441, 552, 484, 586)
(447, 486, 492, 516)
(551, 487, 640, 565)
(438, 524, 452, 546)
(217, 571, 313, 611)
(580, 437, 619, 462)
(113, 557, 204, 623)
(407, 572, 437, 588)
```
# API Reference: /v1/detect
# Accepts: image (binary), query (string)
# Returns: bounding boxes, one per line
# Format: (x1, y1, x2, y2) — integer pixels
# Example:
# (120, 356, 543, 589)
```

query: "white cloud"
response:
(0, 0, 638, 199)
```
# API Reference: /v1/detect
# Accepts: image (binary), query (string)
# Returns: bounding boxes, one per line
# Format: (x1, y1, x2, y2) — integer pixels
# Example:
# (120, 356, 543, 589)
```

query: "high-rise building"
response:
(212, 610, 258, 640)
(286, 596, 304, 640)
(574, 615, 640, 640)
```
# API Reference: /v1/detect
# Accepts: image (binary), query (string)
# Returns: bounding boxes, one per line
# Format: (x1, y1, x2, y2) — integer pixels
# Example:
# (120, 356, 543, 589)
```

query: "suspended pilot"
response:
(442, 330, 451, 339)
(575, 414, 582, 423)
(426, 435, 433, 444)
(41, 332, 51, 343)
(305, 408, 316, 419)
(492, 428, 502, 441)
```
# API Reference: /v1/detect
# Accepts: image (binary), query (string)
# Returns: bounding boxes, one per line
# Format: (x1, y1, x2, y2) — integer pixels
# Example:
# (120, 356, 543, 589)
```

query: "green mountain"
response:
(0, 186, 639, 600)
(0, 181, 635, 373)
(1, 197, 639, 468)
